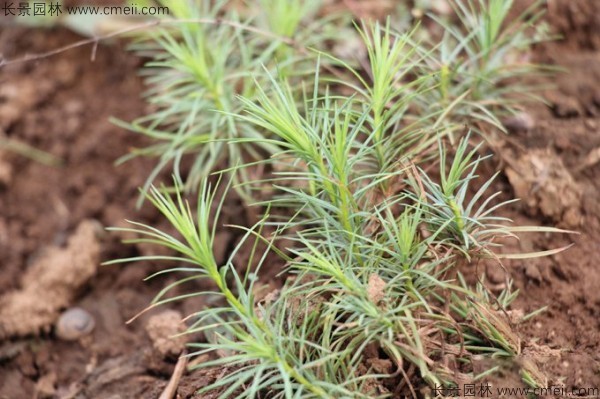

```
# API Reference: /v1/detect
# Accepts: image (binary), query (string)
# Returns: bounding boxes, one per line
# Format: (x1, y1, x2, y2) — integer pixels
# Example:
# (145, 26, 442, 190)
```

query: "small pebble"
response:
(503, 112, 535, 131)
(56, 307, 95, 341)
(585, 119, 597, 131)
(535, 322, 543, 329)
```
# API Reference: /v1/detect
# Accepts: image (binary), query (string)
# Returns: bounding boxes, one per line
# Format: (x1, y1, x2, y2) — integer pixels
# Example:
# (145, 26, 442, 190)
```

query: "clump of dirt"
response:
(0, 74, 57, 131)
(145, 310, 187, 360)
(367, 273, 386, 304)
(505, 148, 583, 228)
(0, 220, 100, 339)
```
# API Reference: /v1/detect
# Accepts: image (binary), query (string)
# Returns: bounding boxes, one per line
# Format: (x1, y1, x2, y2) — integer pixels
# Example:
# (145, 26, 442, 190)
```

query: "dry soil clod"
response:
(367, 273, 386, 304)
(145, 310, 187, 359)
(0, 220, 100, 339)
(505, 149, 583, 228)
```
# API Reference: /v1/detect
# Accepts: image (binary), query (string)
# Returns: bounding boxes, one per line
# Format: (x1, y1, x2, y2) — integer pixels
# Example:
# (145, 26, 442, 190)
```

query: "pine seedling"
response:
(408, 135, 573, 260)
(258, 0, 319, 38)
(106, 179, 360, 398)
(208, 66, 567, 392)
(116, 0, 346, 203)
(324, 20, 446, 175)
(109, 1, 572, 397)
(415, 0, 553, 136)
(112, 120, 568, 398)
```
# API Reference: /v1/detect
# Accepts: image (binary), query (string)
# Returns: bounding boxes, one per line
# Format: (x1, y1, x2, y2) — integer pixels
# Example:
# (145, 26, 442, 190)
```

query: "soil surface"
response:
(1, 1, 600, 398)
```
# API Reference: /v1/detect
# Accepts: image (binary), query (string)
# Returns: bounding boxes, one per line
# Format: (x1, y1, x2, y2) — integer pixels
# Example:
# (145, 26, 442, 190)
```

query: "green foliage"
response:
(109, 0, 570, 397)
(116, 0, 346, 203)
(258, 0, 319, 37)
(415, 0, 553, 135)
(117, 0, 550, 200)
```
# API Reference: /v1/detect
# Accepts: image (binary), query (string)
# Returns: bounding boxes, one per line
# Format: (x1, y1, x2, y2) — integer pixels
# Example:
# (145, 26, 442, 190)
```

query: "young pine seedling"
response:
(109, 1, 571, 397)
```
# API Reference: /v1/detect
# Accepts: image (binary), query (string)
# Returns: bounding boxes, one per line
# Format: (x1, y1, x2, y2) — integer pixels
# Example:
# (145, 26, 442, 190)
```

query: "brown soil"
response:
(0, 27, 199, 398)
(1, 1, 599, 398)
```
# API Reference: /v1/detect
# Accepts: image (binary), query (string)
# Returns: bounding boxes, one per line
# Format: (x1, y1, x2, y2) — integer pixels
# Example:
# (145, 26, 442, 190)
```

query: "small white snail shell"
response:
(56, 307, 95, 341)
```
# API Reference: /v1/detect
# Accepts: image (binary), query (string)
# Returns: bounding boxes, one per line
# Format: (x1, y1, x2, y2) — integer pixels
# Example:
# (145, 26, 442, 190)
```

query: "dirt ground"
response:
(1, 1, 599, 398)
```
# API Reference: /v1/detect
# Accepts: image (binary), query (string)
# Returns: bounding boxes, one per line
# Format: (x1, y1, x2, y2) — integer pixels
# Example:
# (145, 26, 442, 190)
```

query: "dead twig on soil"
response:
(159, 351, 188, 399)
